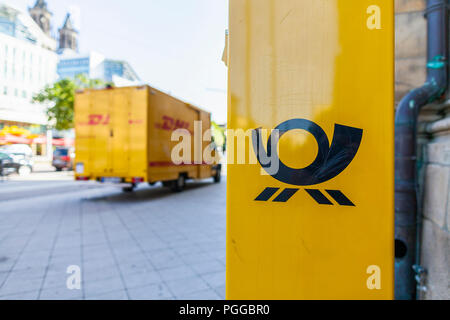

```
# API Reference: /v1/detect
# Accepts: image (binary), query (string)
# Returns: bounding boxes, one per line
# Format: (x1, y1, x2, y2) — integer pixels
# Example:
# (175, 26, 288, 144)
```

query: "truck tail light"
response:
(132, 177, 144, 184)
(76, 176, 89, 181)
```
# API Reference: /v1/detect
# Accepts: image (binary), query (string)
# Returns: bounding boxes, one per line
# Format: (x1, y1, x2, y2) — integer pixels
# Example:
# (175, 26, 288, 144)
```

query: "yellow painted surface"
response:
(75, 86, 215, 183)
(227, 0, 394, 299)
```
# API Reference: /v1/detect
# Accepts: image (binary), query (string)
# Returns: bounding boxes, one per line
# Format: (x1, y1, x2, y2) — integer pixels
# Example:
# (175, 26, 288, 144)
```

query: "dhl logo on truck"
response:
(155, 115, 190, 132)
(89, 114, 110, 126)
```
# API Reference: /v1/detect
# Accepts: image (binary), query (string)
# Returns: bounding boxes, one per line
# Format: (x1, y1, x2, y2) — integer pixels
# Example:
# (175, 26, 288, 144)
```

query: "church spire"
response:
(34, 0, 48, 9)
(62, 13, 75, 30)
(29, 0, 52, 36)
(59, 13, 78, 52)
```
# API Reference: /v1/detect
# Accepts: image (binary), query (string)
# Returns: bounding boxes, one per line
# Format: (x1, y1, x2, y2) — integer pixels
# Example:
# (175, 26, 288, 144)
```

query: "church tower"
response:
(58, 14, 78, 52)
(29, 0, 52, 36)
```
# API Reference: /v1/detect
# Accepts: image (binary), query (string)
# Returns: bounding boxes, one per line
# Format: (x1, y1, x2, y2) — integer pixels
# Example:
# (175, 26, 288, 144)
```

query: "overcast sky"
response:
(7, 0, 229, 123)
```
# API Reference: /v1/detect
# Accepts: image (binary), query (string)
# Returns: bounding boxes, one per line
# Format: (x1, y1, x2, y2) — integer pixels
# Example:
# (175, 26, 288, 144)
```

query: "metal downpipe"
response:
(394, 0, 448, 300)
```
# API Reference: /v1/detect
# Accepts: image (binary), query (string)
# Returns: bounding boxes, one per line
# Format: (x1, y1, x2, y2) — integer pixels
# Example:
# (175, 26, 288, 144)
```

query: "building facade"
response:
(0, 3, 57, 157)
(55, 14, 140, 85)
(57, 51, 104, 80)
(103, 59, 140, 83)
(57, 51, 140, 85)
(0, 0, 137, 155)
(395, 0, 449, 300)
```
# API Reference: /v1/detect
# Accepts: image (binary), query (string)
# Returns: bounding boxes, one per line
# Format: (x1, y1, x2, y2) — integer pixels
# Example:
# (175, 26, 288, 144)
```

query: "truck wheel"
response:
(123, 184, 136, 193)
(171, 175, 186, 192)
(18, 166, 32, 176)
(214, 168, 221, 183)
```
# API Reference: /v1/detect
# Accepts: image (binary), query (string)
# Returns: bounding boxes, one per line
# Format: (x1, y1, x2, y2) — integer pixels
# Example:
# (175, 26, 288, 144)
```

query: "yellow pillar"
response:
(226, 0, 394, 300)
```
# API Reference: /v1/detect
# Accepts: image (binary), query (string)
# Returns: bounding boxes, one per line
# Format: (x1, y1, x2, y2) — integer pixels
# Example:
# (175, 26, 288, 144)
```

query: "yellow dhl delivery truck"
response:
(74, 85, 221, 192)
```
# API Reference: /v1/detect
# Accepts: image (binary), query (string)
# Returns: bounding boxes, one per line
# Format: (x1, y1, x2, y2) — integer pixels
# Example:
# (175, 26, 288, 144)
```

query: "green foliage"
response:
(211, 121, 226, 149)
(33, 74, 109, 131)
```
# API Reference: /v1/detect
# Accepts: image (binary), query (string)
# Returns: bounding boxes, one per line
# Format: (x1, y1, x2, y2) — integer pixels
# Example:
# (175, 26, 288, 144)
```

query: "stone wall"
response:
(395, 0, 427, 102)
(420, 111, 450, 300)
(395, 0, 450, 300)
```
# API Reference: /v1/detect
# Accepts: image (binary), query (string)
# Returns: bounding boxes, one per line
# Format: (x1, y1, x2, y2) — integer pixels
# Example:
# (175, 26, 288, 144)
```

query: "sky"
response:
(7, 0, 229, 123)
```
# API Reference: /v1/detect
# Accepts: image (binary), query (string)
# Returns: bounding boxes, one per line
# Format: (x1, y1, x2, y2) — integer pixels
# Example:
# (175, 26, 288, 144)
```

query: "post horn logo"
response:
(252, 119, 363, 206)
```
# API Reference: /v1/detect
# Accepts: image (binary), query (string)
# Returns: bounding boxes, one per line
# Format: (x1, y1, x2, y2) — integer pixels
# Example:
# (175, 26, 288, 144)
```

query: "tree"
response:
(33, 74, 108, 131)
(211, 121, 226, 151)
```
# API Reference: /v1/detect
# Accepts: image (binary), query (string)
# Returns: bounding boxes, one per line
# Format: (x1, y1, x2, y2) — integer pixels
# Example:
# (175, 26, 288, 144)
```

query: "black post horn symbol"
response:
(252, 119, 363, 186)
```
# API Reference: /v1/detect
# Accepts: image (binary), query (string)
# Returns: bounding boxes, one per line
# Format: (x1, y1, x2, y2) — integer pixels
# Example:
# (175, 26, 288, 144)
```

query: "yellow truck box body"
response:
(226, 0, 394, 299)
(75, 86, 216, 184)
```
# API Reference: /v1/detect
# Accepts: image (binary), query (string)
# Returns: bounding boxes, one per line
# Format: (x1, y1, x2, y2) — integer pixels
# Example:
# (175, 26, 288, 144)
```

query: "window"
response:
(12, 48, 16, 65)
(3, 86, 7, 95)
(54, 149, 69, 157)
(22, 91, 27, 99)
(14, 88, 18, 97)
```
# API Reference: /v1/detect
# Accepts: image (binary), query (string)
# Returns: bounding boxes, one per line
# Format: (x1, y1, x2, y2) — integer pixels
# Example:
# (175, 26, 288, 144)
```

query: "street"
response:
(0, 169, 226, 300)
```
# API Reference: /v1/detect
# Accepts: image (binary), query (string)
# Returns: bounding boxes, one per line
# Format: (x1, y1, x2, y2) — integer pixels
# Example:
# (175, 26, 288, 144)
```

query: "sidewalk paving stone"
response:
(0, 176, 227, 300)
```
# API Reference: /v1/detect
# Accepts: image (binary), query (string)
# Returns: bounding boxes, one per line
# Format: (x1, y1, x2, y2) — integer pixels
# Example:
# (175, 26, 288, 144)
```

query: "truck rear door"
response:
(76, 87, 148, 182)
(90, 90, 110, 175)
(110, 90, 130, 177)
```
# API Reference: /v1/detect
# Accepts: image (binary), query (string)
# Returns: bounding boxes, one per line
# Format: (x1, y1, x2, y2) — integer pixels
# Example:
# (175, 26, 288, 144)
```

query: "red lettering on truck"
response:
(155, 116, 190, 131)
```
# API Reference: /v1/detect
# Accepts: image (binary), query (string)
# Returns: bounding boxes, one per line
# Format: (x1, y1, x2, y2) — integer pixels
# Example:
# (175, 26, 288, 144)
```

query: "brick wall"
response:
(395, 0, 450, 300)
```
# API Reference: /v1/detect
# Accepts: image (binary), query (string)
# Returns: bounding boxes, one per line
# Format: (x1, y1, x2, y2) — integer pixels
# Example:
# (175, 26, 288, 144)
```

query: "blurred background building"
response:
(0, 2, 57, 157)
(57, 50, 141, 86)
(0, 0, 141, 157)
(56, 13, 140, 86)
(28, 0, 51, 36)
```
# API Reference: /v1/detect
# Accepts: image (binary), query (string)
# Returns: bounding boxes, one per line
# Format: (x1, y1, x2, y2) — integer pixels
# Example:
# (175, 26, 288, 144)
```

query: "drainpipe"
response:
(395, 0, 448, 300)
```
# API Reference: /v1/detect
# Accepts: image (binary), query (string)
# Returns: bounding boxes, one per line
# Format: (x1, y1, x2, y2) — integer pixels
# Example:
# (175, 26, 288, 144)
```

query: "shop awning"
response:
(0, 135, 74, 147)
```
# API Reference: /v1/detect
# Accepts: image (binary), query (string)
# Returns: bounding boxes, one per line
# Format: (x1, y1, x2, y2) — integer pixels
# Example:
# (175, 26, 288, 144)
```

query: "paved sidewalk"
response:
(0, 177, 226, 300)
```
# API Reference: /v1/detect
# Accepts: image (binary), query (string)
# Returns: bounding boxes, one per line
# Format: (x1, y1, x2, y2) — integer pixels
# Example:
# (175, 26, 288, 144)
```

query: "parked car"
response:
(0, 144, 33, 157)
(53, 147, 74, 171)
(12, 155, 33, 175)
(0, 145, 34, 176)
(0, 152, 16, 176)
